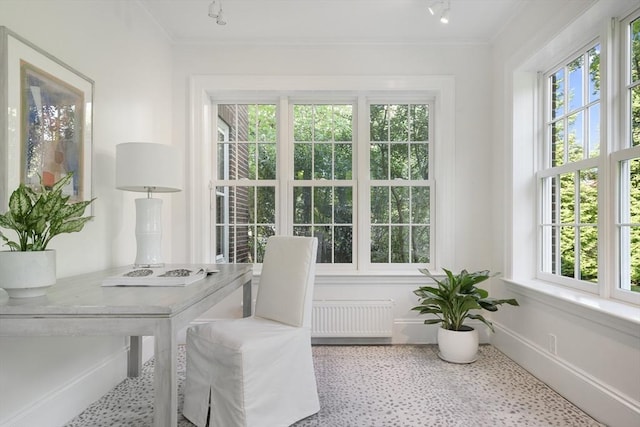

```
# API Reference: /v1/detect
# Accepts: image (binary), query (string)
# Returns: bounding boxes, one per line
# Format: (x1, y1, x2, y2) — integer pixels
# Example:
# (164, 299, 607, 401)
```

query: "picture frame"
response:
(0, 26, 93, 212)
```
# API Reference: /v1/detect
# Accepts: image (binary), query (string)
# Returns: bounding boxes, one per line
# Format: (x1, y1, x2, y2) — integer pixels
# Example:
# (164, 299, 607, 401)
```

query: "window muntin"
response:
(540, 43, 600, 287)
(369, 103, 431, 264)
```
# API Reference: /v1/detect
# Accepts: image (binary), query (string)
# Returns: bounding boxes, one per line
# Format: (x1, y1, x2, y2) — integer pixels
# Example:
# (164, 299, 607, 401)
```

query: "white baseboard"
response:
(0, 348, 128, 427)
(492, 324, 640, 427)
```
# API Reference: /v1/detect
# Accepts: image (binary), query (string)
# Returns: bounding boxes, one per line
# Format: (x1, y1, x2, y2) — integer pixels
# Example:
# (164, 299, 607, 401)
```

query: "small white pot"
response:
(0, 250, 56, 298)
(437, 326, 479, 363)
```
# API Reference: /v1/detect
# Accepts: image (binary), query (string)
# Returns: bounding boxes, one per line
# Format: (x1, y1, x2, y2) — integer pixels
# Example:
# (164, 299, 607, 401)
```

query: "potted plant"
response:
(412, 268, 519, 363)
(0, 172, 95, 298)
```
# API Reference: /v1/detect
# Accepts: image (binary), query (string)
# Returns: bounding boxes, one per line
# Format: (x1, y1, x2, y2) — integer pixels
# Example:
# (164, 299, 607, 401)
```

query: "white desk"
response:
(0, 263, 253, 427)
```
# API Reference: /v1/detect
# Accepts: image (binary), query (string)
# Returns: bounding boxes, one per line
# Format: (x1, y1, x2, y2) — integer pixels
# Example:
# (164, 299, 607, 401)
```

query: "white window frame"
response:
(530, 7, 640, 306)
(188, 76, 455, 276)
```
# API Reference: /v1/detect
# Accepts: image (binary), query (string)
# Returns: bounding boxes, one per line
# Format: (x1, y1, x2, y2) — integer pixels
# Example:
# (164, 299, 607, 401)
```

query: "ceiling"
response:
(138, 0, 527, 45)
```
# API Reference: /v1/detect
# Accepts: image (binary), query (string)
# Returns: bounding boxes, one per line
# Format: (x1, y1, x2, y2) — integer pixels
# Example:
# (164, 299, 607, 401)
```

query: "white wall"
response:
(490, 1, 640, 426)
(0, 1, 174, 426)
(170, 42, 496, 341)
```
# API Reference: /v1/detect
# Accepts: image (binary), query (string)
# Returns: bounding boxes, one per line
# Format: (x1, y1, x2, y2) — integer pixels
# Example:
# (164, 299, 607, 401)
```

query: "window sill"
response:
(504, 278, 640, 338)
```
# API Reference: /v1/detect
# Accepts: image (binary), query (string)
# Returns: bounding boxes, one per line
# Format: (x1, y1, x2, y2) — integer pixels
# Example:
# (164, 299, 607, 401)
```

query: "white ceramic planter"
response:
(437, 326, 479, 364)
(0, 250, 56, 298)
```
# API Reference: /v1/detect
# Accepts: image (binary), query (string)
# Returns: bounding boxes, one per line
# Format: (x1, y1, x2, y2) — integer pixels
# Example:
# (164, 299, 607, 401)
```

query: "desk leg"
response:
(128, 336, 143, 377)
(153, 321, 177, 427)
(242, 279, 252, 317)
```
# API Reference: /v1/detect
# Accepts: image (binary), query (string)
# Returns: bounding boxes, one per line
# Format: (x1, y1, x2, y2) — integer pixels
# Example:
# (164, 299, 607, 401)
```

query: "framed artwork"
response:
(0, 26, 93, 212)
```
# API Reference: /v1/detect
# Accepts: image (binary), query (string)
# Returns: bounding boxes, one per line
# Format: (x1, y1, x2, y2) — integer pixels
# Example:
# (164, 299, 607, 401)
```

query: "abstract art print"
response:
(0, 26, 93, 211)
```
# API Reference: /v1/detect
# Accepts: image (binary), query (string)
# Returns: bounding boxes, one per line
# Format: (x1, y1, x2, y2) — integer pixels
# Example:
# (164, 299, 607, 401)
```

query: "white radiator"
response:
(311, 300, 394, 337)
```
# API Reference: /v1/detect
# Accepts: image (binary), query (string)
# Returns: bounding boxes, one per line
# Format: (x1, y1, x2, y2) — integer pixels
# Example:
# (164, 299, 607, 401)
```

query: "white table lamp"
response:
(116, 142, 182, 267)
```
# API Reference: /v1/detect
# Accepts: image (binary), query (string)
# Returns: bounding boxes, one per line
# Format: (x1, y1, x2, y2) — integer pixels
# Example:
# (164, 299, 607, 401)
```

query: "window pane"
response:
(257, 143, 276, 179)
(316, 225, 333, 263)
(370, 143, 388, 179)
(588, 44, 600, 103)
(314, 143, 332, 179)
(411, 187, 430, 224)
(391, 226, 410, 263)
(250, 104, 277, 142)
(631, 17, 640, 83)
(412, 225, 430, 263)
(371, 226, 389, 263)
(335, 143, 352, 179)
(335, 226, 353, 263)
(294, 105, 313, 141)
(588, 104, 600, 157)
(389, 105, 409, 142)
(294, 186, 312, 224)
(560, 172, 575, 224)
(551, 69, 565, 119)
(552, 120, 565, 167)
(371, 186, 389, 223)
(568, 56, 584, 112)
(370, 104, 389, 142)
(410, 143, 429, 180)
(294, 143, 312, 180)
(580, 226, 598, 283)
(313, 186, 333, 224)
(390, 187, 409, 223)
(410, 104, 429, 141)
(579, 168, 598, 225)
(632, 85, 640, 147)
(334, 105, 353, 141)
(256, 186, 275, 224)
(334, 187, 353, 224)
(314, 105, 332, 142)
(621, 157, 640, 292)
(390, 143, 409, 179)
(560, 226, 576, 279)
(630, 226, 640, 292)
(567, 111, 583, 161)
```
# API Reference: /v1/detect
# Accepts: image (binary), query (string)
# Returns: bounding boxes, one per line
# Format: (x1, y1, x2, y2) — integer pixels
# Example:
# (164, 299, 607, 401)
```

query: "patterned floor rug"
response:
(65, 345, 603, 427)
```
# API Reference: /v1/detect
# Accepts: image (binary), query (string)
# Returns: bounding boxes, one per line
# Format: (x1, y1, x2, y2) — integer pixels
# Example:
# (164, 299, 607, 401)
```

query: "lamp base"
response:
(134, 198, 164, 268)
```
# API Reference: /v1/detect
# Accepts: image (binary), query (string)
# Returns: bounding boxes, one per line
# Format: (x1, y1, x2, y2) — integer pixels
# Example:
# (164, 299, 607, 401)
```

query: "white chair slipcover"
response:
(183, 236, 319, 427)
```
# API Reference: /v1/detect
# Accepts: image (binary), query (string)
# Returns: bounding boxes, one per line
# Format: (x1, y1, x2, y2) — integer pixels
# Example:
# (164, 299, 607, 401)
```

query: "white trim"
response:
(493, 324, 640, 427)
(0, 345, 130, 427)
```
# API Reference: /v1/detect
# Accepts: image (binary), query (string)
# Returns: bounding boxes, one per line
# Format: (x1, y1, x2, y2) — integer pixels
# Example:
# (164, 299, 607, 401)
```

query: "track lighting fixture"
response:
(427, 0, 450, 24)
(208, 0, 226, 25)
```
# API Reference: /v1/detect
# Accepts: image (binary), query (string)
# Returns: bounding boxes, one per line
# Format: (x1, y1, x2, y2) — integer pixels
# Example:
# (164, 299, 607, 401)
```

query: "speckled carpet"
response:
(65, 345, 603, 427)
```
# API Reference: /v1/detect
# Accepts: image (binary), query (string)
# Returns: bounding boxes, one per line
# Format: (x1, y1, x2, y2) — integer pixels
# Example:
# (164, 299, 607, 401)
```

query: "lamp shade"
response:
(116, 142, 182, 193)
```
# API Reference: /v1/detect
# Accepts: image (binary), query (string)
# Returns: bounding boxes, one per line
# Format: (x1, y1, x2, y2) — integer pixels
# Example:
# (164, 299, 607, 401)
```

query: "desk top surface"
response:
(0, 263, 253, 317)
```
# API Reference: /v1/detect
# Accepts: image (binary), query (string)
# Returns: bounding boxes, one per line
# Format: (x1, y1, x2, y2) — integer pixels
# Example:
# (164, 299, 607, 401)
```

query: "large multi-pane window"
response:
(369, 103, 431, 264)
(616, 13, 640, 294)
(213, 98, 433, 269)
(215, 104, 277, 263)
(538, 8, 640, 302)
(292, 103, 354, 264)
(539, 43, 601, 286)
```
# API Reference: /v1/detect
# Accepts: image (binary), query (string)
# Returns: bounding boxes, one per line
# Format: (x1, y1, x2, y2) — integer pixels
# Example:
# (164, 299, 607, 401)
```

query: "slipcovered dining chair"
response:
(183, 236, 320, 427)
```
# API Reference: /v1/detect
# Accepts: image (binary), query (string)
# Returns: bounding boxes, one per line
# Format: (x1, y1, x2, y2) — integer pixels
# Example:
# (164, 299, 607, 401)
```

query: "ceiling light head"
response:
(440, 7, 450, 24)
(208, 0, 218, 18)
(216, 9, 227, 25)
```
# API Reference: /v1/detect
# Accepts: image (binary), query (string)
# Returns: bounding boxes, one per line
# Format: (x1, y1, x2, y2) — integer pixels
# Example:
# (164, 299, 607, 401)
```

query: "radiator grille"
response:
(311, 300, 394, 337)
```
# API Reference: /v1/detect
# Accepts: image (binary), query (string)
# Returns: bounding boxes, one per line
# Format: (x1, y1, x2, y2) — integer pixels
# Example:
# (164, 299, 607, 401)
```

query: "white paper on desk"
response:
(102, 267, 218, 287)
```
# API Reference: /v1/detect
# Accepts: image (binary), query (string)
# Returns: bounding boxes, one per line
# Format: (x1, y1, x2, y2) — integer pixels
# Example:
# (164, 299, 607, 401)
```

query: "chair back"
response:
(254, 236, 318, 328)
